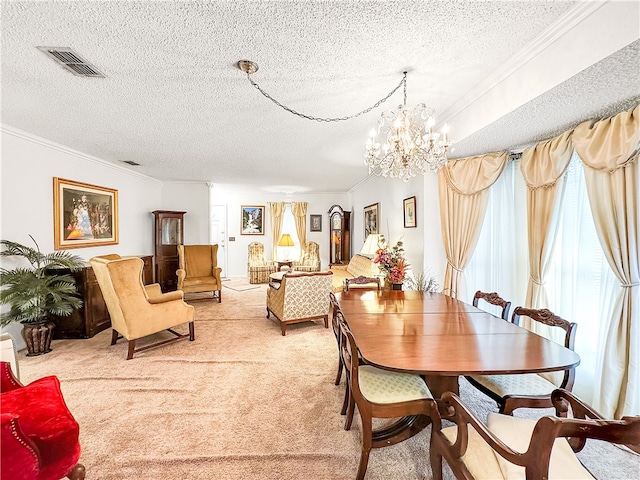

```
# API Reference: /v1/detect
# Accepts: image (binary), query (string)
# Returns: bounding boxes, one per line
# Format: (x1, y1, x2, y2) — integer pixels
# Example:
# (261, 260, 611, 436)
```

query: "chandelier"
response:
(364, 72, 451, 182)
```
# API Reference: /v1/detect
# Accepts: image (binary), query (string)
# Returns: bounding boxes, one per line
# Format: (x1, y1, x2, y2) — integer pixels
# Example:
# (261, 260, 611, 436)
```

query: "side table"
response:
(276, 261, 293, 272)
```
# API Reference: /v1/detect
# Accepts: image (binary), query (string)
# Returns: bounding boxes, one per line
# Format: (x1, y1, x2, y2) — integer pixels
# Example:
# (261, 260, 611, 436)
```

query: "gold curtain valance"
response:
(441, 152, 508, 195)
(573, 104, 640, 173)
(521, 130, 574, 189)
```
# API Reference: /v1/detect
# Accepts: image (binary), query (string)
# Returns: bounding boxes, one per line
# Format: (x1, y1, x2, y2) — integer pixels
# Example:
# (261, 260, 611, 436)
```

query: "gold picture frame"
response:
(53, 178, 119, 250)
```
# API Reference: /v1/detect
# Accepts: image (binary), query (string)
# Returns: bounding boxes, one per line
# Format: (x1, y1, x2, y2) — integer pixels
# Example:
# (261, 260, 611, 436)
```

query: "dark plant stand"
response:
(22, 321, 55, 356)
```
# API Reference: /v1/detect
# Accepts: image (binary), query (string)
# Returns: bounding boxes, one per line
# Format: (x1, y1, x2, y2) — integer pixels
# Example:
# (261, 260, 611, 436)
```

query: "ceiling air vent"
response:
(37, 47, 105, 78)
(122, 160, 141, 166)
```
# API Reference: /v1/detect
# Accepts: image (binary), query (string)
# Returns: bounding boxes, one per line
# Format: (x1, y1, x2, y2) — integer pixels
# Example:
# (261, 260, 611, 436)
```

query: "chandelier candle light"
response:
(364, 72, 452, 182)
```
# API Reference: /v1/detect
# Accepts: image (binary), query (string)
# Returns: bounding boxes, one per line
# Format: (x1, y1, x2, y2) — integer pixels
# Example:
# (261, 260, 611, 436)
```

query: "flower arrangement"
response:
(373, 237, 408, 284)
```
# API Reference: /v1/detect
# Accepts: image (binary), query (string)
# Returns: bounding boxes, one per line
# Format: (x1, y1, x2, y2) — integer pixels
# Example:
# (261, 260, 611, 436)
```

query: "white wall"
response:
(201, 187, 349, 277)
(1, 127, 162, 347)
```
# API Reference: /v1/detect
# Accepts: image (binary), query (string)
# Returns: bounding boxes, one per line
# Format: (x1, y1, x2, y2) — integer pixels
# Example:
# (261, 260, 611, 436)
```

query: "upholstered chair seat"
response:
(177, 244, 223, 302)
(469, 372, 558, 397)
(247, 242, 276, 284)
(293, 241, 321, 272)
(266, 271, 333, 335)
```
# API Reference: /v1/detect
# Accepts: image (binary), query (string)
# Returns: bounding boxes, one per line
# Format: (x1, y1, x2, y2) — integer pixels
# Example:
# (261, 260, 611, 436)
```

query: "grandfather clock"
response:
(328, 205, 351, 265)
(153, 210, 185, 292)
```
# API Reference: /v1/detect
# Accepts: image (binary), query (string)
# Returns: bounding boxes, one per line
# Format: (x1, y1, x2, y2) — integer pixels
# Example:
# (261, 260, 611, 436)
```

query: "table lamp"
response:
(360, 234, 384, 258)
(278, 233, 295, 261)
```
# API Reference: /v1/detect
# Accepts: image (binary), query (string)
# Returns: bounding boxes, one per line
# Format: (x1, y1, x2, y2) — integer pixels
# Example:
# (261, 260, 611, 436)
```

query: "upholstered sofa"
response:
(329, 254, 379, 292)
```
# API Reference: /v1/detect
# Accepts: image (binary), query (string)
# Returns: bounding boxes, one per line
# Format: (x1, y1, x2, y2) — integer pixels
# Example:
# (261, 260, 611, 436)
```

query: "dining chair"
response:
(472, 290, 511, 321)
(338, 313, 440, 480)
(430, 388, 640, 480)
(466, 306, 577, 414)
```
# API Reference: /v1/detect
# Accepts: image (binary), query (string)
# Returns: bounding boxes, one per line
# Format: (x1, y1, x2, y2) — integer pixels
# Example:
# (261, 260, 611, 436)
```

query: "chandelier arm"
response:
(245, 73, 406, 123)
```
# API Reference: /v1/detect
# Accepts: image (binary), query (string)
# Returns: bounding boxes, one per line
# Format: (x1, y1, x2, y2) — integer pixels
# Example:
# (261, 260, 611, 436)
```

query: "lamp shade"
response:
(360, 234, 384, 257)
(278, 234, 295, 247)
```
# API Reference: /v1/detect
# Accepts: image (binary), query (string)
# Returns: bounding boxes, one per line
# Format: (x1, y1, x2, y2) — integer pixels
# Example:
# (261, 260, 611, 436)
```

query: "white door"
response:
(209, 205, 228, 277)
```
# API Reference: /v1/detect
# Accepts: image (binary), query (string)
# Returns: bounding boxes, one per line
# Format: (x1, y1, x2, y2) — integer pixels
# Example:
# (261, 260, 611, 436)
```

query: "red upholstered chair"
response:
(1, 362, 85, 480)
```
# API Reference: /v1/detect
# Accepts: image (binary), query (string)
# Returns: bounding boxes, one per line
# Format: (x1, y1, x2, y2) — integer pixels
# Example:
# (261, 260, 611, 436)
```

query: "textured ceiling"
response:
(2, 1, 638, 193)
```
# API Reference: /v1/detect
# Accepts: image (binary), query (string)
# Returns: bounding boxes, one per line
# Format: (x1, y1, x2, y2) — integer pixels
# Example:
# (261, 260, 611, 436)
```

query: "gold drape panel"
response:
(291, 201, 308, 260)
(438, 152, 508, 298)
(269, 202, 285, 261)
(521, 131, 574, 316)
(572, 104, 639, 418)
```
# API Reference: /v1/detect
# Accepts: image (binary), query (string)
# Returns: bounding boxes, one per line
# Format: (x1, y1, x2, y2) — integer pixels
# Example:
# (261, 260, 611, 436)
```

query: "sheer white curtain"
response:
(545, 154, 618, 404)
(465, 159, 528, 312)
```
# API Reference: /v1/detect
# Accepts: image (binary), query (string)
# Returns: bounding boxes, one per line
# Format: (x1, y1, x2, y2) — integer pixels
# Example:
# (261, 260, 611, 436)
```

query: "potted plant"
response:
(0, 235, 85, 356)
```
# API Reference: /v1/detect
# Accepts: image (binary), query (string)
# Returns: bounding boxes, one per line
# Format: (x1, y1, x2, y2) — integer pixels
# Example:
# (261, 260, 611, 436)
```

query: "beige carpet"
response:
(16, 285, 639, 480)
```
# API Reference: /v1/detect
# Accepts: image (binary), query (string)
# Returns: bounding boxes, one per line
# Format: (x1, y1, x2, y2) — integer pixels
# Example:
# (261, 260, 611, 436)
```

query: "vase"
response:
(21, 321, 55, 356)
(391, 283, 403, 291)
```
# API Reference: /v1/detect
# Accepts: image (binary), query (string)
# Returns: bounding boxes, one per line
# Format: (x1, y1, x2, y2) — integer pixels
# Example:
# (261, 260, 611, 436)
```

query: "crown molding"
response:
(1, 124, 162, 184)
(438, 1, 608, 123)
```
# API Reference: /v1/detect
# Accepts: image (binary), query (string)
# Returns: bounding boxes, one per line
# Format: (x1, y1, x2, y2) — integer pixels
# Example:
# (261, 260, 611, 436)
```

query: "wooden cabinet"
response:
(51, 255, 153, 339)
(328, 205, 351, 265)
(153, 210, 185, 292)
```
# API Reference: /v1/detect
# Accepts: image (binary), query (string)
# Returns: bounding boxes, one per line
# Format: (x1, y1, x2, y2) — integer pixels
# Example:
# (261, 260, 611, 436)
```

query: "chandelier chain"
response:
(245, 73, 406, 123)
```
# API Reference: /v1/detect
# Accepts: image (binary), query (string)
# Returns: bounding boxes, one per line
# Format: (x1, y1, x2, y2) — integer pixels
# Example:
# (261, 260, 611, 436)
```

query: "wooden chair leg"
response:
(110, 329, 119, 345)
(216, 289, 222, 303)
(281, 324, 286, 336)
(340, 383, 349, 415)
(429, 446, 443, 480)
(356, 417, 373, 480)
(344, 386, 355, 431)
(323, 314, 328, 328)
(126, 340, 136, 360)
(188, 321, 195, 341)
(334, 357, 343, 385)
(67, 463, 86, 480)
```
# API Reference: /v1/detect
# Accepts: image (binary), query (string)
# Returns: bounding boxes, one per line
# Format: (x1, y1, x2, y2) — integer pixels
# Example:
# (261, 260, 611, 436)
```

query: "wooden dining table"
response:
(336, 289, 581, 444)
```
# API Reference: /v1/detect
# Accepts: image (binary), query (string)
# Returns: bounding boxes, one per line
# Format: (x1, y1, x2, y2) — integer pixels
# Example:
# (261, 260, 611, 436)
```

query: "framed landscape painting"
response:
(363, 203, 379, 238)
(403, 196, 417, 228)
(53, 177, 119, 250)
(241, 205, 265, 235)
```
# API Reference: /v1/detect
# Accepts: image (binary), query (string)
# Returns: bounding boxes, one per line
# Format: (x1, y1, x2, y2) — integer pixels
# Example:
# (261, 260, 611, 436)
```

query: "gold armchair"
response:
(177, 244, 223, 302)
(247, 242, 276, 284)
(293, 241, 321, 272)
(90, 255, 195, 360)
(266, 271, 333, 335)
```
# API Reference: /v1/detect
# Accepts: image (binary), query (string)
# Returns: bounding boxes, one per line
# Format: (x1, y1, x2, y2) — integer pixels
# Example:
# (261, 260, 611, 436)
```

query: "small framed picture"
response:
(53, 177, 119, 250)
(241, 205, 265, 235)
(363, 203, 379, 238)
(403, 196, 417, 228)
(310, 214, 322, 232)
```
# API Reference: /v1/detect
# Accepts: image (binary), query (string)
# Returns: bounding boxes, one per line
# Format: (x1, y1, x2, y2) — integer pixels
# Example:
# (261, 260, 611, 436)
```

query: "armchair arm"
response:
(144, 283, 163, 298)
(147, 290, 184, 304)
(1, 413, 40, 480)
(329, 264, 348, 271)
(213, 266, 222, 285)
(439, 392, 532, 467)
(1, 361, 23, 392)
(176, 269, 187, 289)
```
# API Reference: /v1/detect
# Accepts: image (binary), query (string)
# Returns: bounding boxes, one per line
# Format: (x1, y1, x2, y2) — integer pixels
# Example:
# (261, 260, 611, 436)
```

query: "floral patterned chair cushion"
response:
(293, 241, 321, 272)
